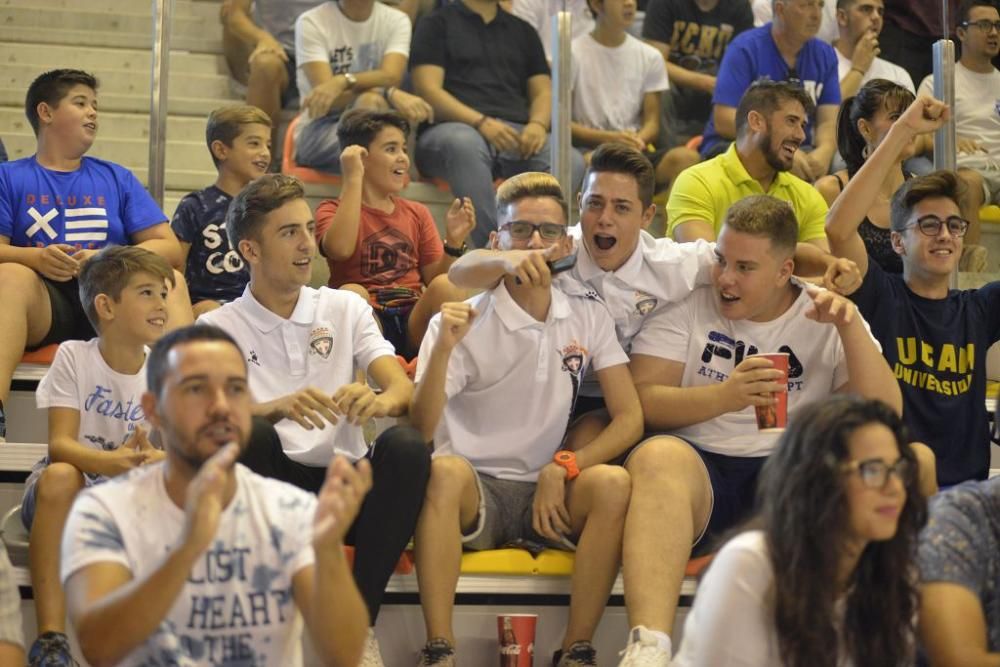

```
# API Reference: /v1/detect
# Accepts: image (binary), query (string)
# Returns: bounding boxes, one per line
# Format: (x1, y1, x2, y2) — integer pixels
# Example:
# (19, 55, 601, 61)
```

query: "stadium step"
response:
(0, 43, 228, 78)
(0, 108, 209, 144)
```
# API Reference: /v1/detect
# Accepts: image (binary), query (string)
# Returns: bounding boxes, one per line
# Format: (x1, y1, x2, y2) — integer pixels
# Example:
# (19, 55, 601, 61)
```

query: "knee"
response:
(626, 436, 701, 486)
(248, 53, 288, 84)
(583, 465, 631, 513)
(340, 283, 372, 302)
(378, 425, 431, 475)
(426, 455, 473, 503)
(35, 463, 85, 504)
(353, 90, 389, 111)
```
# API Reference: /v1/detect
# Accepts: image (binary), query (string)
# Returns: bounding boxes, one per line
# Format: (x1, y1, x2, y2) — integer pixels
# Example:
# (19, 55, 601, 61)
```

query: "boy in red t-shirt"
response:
(315, 108, 473, 358)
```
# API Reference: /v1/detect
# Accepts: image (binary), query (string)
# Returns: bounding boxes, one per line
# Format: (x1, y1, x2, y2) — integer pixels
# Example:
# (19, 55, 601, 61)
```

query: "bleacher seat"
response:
(981, 205, 1000, 226)
(457, 548, 712, 578)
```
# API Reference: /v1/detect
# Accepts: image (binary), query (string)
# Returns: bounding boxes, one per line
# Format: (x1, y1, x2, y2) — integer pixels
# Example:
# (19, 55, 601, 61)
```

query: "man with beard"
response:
(59, 325, 373, 666)
(667, 80, 832, 267)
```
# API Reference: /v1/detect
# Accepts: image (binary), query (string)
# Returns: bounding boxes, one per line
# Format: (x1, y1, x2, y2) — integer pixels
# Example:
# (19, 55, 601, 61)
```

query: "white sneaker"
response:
(360, 628, 385, 667)
(617, 626, 671, 667)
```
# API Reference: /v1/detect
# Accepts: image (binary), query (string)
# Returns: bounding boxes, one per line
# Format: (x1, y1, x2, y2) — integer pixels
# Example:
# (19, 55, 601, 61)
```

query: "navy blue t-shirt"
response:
(0, 156, 165, 248)
(170, 186, 248, 303)
(851, 260, 1000, 485)
(701, 24, 840, 157)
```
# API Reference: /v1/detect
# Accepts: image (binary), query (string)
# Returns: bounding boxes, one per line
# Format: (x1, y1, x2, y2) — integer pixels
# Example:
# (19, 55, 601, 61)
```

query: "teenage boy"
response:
(571, 0, 700, 192)
(825, 94, 1000, 486)
(315, 108, 474, 358)
(293, 0, 433, 173)
(61, 325, 373, 666)
(411, 172, 643, 666)
(19, 247, 171, 665)
(171, 105, 270, 317)
(622, 194, 899, 664)
(198, 174, 428, 665)
(0, 68, 192, 441)
(449, 143, 862, 664)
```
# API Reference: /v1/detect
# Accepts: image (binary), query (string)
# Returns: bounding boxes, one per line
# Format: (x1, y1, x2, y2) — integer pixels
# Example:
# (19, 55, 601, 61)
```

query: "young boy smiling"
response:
(315, 108, 474, 357)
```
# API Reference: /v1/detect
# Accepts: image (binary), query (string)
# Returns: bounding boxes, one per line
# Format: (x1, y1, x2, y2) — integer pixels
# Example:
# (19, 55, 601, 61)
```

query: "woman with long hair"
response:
(671, 396, 927, 666)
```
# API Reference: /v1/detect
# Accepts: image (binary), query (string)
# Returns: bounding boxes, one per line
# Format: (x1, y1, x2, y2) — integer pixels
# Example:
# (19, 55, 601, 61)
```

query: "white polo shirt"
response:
(416, 282, 628, 482)
(560, 228, 716, 395)
(630, 282, 877, 457)
(198, 285, 396, 466)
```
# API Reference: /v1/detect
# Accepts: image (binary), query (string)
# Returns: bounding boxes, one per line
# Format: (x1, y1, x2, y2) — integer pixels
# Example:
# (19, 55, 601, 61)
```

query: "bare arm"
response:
(645, 38, 716, 95)
(412, 64, 487, 125)
(525, 74, 551, 129)
(319, 148, 366, 263)
(806, 104, 838, 176)
(131, 222, 183, 270)
(672, 220, 717, 243)
(47, 408, 151, 478)
(410, 303, 476, 441)
(448, 248, 555, 290)
(920, 583, 1000, 667)
(638, 91, 661, 146)
(827, 293, 902, 414)
(365, 354, 414, 418)
(572, 364, 643, 466)
(713, 104, 737, 141)
(220, 0, 272, 48)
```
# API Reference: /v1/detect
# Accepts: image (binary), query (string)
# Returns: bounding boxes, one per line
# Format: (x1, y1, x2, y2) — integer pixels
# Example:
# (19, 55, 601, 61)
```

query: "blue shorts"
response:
(687, 443, 768, 555)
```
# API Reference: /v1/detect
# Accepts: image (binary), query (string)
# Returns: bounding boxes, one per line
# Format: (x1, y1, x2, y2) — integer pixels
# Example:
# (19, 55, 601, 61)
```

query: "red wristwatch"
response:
(553, 451, 580, 480)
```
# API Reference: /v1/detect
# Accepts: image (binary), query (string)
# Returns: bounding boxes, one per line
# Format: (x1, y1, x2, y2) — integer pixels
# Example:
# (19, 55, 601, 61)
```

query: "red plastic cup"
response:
(498, 613, 536, 667)
(752, 353, 789, 432)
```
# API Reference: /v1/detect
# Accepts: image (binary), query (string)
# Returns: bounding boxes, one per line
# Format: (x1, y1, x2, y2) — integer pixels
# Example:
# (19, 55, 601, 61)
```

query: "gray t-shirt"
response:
(919, 477, 1000, 652)
(255, 0, 325, 51)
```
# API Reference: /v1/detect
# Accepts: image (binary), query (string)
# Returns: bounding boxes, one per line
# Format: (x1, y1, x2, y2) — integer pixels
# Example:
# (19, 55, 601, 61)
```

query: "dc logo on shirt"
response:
(309, 327, 333, 359)
(634, 291, 657, 316)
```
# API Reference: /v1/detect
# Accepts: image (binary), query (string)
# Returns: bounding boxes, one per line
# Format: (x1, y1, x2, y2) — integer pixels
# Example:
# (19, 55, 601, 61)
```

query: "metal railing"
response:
(148, 0, 175, 208)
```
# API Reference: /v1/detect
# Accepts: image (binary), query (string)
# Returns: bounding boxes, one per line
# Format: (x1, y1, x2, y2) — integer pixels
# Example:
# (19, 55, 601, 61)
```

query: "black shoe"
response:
(553, 640, 598, 666)
(27, 631, 79, 667)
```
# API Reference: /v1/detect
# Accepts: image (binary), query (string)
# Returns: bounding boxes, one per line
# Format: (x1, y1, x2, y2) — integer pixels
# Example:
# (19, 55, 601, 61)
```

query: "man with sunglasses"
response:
(826, 94, 1000, 486)
(409, 171, 643, 666)
(918, 0, 1000, 226)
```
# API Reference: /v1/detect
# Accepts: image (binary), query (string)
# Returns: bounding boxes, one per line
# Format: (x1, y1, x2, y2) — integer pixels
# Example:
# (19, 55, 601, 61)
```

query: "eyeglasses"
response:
(903, 215, 970, 237)
(961, 19, 1000, 32)
(501, 221, 567, 240)
(841, 457, 915, 489)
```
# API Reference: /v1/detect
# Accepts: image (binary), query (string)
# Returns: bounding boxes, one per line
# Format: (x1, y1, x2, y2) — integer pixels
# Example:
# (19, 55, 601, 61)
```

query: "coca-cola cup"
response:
(498, 613, 536, 667)
(751, 353, 789, 432)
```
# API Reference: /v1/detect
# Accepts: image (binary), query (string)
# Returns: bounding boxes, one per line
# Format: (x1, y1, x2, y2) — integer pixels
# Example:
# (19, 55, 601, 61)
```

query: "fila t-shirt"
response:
(632, 282, 863, 456)
(198, 286, 396, 465)
(61, 463, 315, 666)
(416, 283, 628, 481)
(851, 260, 1000, 485)
(0, 156, 165, 248)
(170, 186, 249, 304)
(34, 338, 150, 485)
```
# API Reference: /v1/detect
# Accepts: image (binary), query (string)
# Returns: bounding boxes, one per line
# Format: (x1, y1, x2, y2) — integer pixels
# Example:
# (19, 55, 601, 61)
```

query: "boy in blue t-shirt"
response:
(21, 245, 173, 666)
(170, 105, 270, 316)
(0, 69, 192, 440)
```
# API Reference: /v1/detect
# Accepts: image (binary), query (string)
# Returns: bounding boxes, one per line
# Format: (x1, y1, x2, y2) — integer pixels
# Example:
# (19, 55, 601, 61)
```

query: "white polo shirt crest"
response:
(416, 282, 628, 482)
(198, 285, 396, 465)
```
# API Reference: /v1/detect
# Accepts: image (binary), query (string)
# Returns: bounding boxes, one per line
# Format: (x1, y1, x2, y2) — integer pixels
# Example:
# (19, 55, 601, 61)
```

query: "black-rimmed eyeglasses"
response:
(903, 215, 970, 237)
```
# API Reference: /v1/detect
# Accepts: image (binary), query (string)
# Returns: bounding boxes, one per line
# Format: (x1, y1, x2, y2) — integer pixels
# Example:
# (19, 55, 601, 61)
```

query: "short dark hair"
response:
(336, 108, 411, 151)
(889, 170, 963, 231)
(78, 245, 175, 331)
(25, 69, 99, 136)
(735, 80, 816, 139)
(495, 172, 568, 224)
(205, 105, 272, 168)
(584, 143, 656, 208)
(722, 194, 799, 257)
(958, 0, 998, 25)
(147, 325, 245, 398)
(837, 79, 915, 177)
(226, 173, 306, 258)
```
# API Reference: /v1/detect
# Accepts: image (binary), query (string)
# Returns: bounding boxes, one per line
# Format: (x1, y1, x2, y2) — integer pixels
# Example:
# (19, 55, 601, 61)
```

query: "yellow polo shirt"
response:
(666, 143, 829, 243)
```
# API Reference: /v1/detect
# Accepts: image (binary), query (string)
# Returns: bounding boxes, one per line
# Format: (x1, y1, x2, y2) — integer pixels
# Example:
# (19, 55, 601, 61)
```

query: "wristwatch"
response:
(553, 451, 580, 480)
(343, 72, 358, 89)
(443, 241, 467, 257)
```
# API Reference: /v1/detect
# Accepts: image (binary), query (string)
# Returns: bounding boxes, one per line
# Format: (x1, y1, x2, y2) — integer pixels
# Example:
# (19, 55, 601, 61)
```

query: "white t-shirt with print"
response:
(294, 1, 412, 108)
(570, 32, 669, 132)
(631, 282, 874, 457)
(415, 283, 628, 482)
(559, 228, 717, 396)
(34, 338, 150, 483)
(919, 63, 1000, 174)
(511, 0, 594, 61)
(199, 286, 396, 466)
(836, 48, 915, 93)
(61, 463, 316, 667)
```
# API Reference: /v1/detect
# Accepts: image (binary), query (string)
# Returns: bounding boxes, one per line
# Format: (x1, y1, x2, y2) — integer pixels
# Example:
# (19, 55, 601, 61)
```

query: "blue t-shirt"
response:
(170, 185, 248, 303)
(0, 156, 165, 248)
(701, 24, 840, 157)
(851, 260, 1000, 485)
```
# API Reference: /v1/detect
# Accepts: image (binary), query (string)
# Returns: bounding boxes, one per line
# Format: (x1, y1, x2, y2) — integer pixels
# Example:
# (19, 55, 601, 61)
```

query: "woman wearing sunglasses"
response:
(671, 395, 927, 666)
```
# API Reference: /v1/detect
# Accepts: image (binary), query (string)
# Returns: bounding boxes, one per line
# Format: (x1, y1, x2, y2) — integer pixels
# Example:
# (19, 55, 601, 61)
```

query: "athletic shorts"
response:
(36, 277, 95, 349)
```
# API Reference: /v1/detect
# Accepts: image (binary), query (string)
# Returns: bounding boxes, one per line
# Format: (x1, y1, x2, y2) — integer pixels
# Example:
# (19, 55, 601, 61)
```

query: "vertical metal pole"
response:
(148, 0, 175, 207)
(551, 10, 572, 220)
(933, 0, 956, 172)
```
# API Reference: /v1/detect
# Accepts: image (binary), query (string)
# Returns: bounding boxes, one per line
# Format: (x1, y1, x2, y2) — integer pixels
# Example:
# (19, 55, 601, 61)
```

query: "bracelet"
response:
(443, 241, 467, 257)
(851, 66, 866, 76)
(383, 86, 396, 102)
(473, 115, 488, 129)
(527, 119, 548, 131)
